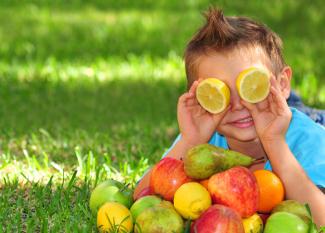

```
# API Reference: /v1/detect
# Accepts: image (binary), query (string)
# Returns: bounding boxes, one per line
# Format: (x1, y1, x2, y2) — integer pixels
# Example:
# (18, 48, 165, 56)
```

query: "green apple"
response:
(130, 195, 162, 220)
(264, 212, 309, 233)
(89, 179, 133, 215)
(271, 200, 311, 224)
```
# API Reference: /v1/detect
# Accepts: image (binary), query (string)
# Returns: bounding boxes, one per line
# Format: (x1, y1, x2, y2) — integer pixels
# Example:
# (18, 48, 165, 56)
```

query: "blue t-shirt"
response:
(162, 108, 325, 187)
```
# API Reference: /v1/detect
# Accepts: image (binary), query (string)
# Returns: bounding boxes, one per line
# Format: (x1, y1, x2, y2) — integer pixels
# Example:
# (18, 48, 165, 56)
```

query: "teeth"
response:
(237, 117, 253, 123)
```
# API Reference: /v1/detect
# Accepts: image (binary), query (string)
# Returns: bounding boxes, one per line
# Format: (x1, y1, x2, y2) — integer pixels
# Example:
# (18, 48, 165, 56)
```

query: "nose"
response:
(229, 87, 245, 111)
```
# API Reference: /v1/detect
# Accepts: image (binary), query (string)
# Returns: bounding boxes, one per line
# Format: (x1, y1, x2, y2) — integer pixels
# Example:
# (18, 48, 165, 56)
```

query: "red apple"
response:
(208, 166, 259, 217)
(150, 157, 192, 201)
(191, 204, 244, 233)
(133, 186, 155, 201)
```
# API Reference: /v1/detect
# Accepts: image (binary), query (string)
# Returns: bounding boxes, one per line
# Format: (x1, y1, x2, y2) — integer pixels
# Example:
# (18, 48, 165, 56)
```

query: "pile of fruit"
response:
(90, 144, 319, 233)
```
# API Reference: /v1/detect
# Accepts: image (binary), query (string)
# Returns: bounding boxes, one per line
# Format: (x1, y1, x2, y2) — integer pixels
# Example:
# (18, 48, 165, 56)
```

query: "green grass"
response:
(0, 0, 324, 231)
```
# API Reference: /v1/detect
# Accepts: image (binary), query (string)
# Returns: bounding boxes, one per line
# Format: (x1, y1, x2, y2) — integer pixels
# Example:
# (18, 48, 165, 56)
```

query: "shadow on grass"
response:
(0, 77, 184, 134)
(0, 0, 324, 65)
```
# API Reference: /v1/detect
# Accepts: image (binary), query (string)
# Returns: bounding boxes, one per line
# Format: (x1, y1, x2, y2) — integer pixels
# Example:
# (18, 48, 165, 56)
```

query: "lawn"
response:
(0, 0, 324, 231)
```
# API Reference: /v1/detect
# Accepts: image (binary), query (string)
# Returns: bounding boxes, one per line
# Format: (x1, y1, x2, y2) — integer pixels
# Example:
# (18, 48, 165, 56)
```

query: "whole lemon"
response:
(242, 213, 263, 233)
(173, 182, 211, 219)
(97, 202, 133, 233)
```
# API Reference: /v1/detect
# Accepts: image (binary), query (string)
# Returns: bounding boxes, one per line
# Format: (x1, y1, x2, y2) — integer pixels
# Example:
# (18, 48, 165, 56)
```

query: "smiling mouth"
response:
(230, 117, 254, 128)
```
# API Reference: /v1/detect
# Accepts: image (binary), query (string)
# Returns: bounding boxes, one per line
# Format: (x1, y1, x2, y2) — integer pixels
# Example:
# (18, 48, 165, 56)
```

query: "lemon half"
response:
(196, 78, 230, 114)
(236, 67, 270, 103)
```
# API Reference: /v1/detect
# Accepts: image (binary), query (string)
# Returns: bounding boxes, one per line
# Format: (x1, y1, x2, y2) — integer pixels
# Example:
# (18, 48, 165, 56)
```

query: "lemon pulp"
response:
(196, 78, 230, 114)
(236, 67, 270, 103)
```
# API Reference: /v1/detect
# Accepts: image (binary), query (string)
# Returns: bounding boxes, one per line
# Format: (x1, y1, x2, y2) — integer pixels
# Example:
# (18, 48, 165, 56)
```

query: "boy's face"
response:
(196, 47, 280, 143)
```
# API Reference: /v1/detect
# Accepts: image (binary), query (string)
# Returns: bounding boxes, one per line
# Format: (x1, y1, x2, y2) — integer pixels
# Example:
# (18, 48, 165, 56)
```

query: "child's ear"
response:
(277, 66, 292, 99)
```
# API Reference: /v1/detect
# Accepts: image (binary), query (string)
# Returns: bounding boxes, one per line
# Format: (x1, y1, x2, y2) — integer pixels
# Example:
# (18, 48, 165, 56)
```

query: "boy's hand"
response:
(177, 80, 230, 147)
(241, 76, 292, 143)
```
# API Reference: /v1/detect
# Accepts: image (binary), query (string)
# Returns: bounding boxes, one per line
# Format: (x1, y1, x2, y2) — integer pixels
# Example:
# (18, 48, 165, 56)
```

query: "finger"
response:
(187, 103, 206, 118)
(270, 86, 287, 112)
(187, 105, 203, 117)
(270, 75, 281, 92)
(241, 100, 259, 116)
(186, 97, 199, 107)
(267, 92, 278, 114)
(212, 104, 231, 123)
(197, 106, 208, 117)
(178, 92, 193, 108)
(256, 98, 269, 112)
(188, 80, 199, 94)
(269, 75, 288, 111)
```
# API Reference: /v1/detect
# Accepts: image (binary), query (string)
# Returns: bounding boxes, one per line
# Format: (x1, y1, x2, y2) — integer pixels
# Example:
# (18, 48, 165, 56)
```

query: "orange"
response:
(199, 179, 209, 190)
(253, 170, 285, 213)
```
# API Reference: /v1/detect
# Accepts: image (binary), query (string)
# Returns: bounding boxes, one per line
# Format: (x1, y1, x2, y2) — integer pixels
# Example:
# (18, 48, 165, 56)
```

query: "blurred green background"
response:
(1, 0, 324, 163)
(0, 0, 324, 231)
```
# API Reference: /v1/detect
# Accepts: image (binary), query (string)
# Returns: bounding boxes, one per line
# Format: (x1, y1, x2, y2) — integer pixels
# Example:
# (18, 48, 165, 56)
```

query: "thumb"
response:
(212, 105, 231, 124)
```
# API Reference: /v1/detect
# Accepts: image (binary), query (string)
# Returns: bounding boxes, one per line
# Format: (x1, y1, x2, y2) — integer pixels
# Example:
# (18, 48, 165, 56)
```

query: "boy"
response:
(134, 8, 325, 225)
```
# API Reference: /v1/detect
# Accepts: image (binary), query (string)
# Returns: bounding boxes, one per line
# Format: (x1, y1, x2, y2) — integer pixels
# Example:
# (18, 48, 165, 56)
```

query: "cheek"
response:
(219, 112, 231, 125)
(215, 120, 229, 134)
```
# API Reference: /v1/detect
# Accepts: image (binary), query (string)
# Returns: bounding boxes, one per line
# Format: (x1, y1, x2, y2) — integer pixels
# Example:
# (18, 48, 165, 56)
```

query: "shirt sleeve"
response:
(281, 108, 325, 187)
(136, 134, 182, 184)
(161, 134, 182, 158)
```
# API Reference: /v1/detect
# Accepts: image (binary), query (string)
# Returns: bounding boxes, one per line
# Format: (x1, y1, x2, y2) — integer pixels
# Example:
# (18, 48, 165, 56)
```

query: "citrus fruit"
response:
(173, 182, 211, 219)
(196, 78, 230, 114)
(253, 170, 285, 213)
(199, 179, 209, 190)
(97, 202, 133, 233)
(242, 213, 264, 233)
(236, 67, 270, 103)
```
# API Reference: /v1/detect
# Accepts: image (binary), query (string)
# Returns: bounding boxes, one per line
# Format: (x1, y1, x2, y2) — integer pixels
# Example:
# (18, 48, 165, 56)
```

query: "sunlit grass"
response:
(0, 53, 183, 82)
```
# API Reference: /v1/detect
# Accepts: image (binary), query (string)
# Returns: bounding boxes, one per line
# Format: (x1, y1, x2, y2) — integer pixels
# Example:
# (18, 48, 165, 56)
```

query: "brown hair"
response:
(184, 7, 286, 89)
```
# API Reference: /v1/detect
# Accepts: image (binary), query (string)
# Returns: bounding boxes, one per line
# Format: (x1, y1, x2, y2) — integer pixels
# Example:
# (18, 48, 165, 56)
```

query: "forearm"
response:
(164, 138, 197, 160)
(263, 138, 325, 226)
(133, 138, 194, 199)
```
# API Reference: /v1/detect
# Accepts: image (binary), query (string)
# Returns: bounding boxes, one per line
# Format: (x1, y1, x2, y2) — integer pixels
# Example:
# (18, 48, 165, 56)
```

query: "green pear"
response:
(184, 144, 254, 179)
(184, 144, 222, 179)
(134, 202, 183, 233)
(222, 149, 255, 170)
(130, 195, 162, 220)
(271, 200, 311, 224)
